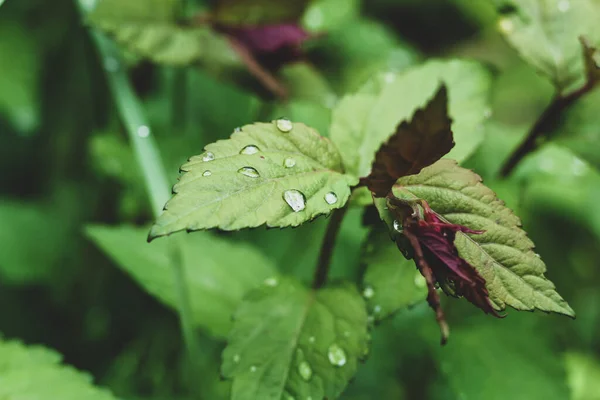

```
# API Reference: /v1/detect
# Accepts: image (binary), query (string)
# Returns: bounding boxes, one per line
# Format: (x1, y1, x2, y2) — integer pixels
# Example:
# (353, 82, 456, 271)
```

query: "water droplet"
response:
(137, 125, 150, 138)
(363, 286, 375, 299)
(250, 365, 257, 372)
(483, 107, 492, 119)
(283, 190, 306, 212)
(240, 145, 260, 155)
(534, 253, 541, 258)
(234, 127, 242, 132)
(327, 344, 347, 367)
(238, 167, 260, 178)
(307, 397, 312, 400)
(324, 192, 338, 205)
(104, 56, 120, 72)
(264, 277, 278, 287)
(284, 158, 296, 168)
(498, 18, 514, 34)
(202, 152, 215, 162)
(233, 354, 240, 363)
(308, 336, 315, 344)
(393, 220, 403, 232)
(373, 305, 382, 314)
(298, 361, 312, 381)
(557, 0, 570, 12)
(414, 273, 426, 288)
(202, 170, 212, 177)
(384, 72, 396, 83)
(276, 119, 293, 132)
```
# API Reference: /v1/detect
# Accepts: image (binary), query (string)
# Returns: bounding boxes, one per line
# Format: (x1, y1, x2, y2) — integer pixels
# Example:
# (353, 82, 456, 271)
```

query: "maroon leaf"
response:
(364, 86, 454, 197)
(222, 24, 310, 54)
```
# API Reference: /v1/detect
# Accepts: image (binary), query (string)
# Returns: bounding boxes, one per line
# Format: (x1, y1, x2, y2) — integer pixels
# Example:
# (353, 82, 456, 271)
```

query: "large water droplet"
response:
(393, 220, 403, 232)
(137, 125, 150, 138)
(327, 344, 347, 367)
(202, 170, 212, 177)
(298, 361, 312, 381)
(202, 152, 215, 162)
(324, 192, 338, 205)
(284, 158, 296, 168)
(238, 167, 260, 178)
(233, 354, 240, 363)
(264, 277, 278, 287)
(250, 365, 257, 372)
(362, 286, 374, 299)
(240, 145, 260, 155)
(283, 190, 306, 212)
(276, 119, 293, 132)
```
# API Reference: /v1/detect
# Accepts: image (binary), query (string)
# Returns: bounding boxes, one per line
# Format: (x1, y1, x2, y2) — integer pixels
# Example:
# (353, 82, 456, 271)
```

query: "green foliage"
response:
(222, 278, 369, 400)
(213, 0, 310, 25)
(0, 338, 119, 399)
(565, 352, 600, 400)
(494, 0, 600, 93)
(392, 159, 574, 317)
(86, 225, 277, 337)
(150, 121, 356, 239)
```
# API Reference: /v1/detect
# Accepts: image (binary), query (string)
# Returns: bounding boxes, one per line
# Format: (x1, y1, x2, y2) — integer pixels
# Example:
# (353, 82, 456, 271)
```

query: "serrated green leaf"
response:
(565, 352, 600, 400)
(362, 229, 427, 320)
(391, 159, 574, 317)
(0, 338, 119, 399)
(213, 0, 310, 25)
(222, 278, 369, 400)
(89, 0, 239, 67)
(330, 59, 491, 179)
(85, 224, 277, 337)
(150, 121, 356, 239)
(494, 0, 600, 94)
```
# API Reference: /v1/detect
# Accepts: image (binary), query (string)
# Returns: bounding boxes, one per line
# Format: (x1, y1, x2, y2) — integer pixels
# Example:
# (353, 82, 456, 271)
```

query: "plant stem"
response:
(313, 206, 348, 289)
(499, 81, 596, 178)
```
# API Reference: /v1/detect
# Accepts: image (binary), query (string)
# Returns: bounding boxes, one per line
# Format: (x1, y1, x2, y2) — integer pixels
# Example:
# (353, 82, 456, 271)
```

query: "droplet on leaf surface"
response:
(264, 277, 278, 287)
(363, 286, 374, 299)
(233, 354, 240, 363)
(283, 190, 306, 212)
(137, 125, 150, 138)
(298, 361, 312, 381)
(284, 158, 296, 168)
(202, 152, 215, 162)
(240, 145, 260, 155)
(238, 167, 260, 178)
(324, 192, 338, 204)
(202, 170, 212, 177)
(327, 343, 347, 367)
(276, 119, 293, 132)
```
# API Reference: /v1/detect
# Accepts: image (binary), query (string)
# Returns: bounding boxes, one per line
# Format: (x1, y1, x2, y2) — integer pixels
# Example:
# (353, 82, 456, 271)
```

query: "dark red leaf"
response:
(221, 24, 310, 54)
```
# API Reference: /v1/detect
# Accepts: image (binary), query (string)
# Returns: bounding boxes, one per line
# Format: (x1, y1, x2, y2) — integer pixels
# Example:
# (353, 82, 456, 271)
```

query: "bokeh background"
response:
(0, 0, 599, 399)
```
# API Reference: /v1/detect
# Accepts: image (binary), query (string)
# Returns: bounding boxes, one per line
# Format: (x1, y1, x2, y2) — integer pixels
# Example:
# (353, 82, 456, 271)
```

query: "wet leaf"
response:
(213, 0, 310, 26)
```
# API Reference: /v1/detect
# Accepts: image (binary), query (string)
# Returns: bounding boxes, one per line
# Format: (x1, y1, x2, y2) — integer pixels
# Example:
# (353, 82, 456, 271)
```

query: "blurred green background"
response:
(0, 0, 599, 399)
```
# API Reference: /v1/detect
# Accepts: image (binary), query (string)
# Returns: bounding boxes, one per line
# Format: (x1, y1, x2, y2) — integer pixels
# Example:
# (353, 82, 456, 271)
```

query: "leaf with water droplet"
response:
(149, 121, 356, 240)
(361, 228, 427, 321)
(85, 224, 277, 338)
(240, 145, 261, 155)
(329, 59, 491, 179)
(221, 278, 369, 400)
(493, 0, 600, 94)
(390, 159, 574, 317)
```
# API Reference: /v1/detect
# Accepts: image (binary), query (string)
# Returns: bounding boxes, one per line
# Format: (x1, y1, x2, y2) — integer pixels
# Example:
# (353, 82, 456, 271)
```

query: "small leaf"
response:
(149, 121, 356, 240)
(0, 338, 119, 399)
(213, 0, 310, 26)
(330, 59, 491, 179)
(391, 159, 574, 317)
(222, 278, 369, 400)
(363, 85, 454, 197)
(361, 229, 427, 320)
(86, 224, 277, 338)
(494, 0, 600, 94)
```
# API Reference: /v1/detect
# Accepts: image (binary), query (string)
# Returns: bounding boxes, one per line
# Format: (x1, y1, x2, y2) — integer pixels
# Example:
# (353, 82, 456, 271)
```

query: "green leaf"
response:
(149, 121, 356, 240)
(222, 278, 369, 400)
(213, 0, 310, 25)
(0, 338, 119, 399)
(391, 159, 574, 317)
(494, 0, 600, 94)
(302, 0, 360, 32)
(549, 88, 600, 170)
(89, 0, 239, 67)
(330, 59, 491, 179)
(362, 229, 427, 321)
(85, 224, 277, 338)
(565, 352, 600, 400)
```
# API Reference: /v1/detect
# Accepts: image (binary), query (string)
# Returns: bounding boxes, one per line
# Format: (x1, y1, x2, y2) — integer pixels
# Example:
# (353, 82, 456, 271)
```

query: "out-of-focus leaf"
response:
(0, 338, 119, 399)
(330, 59, 491, 179)
(222, 278, 369, 400)
(392, 159, 575, 317)
(0, 20, 41, 133)
(494, 0, 600, 94)
(364, 85, 454, 196)
(302, 0, 360, 32)
(149, 121, 356, 239)
(549, 88, 600, 170)
(85, 225, 277, 338)
(362, 229, 427, 320)
(565, 352, 600, 400)
(213, 0, 310, 25)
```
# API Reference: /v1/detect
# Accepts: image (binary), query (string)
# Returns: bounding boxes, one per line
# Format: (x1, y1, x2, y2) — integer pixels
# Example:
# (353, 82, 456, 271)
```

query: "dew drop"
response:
(250, 365, 257, 372)
(233, 354, 240, 363)
(362, 286, 375, 299)
(284, 158, 296, 168)
(202, 170, 212, 177)
(264, 277, 278, 287)
(238, 167, 260, 178)
(498, 18, 514, 34)
(324, 192, 338, 205)
(104, 56, 120, 72)
(298, 361, 312, 381)
(240, 145, 260, 155)
(393, 220, 403, 232)
(373, 305, 382, 314)
(276, 119, 293, 132)
(202, 152, 215, 162)
(234, 127, 242, 132)
(308, 336, 315, 344)
(283, 190, 306, 212)
(557, 0, 570, 12)
(137, 125, 150, 138)
(384, 72, 396, 83)
(327, 344, 347, 367)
